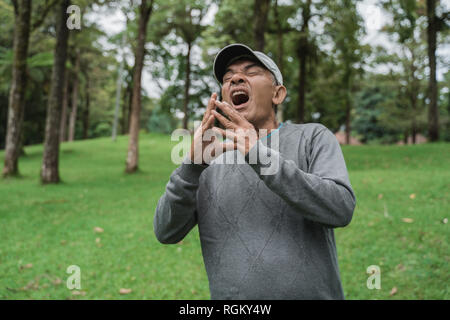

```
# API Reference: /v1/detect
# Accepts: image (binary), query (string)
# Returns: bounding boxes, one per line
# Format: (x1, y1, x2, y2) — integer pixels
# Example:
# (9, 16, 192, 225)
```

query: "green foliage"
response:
(353, 83, 403, 144)
(201, 0, 254, 49)
(91, 122, 112, 138)
(1, 0, 449, 154)
(147, 107, 178, 134)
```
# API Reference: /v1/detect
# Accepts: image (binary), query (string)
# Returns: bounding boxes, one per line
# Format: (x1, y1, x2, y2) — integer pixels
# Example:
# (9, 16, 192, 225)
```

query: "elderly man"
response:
(154, 44, 356, 299)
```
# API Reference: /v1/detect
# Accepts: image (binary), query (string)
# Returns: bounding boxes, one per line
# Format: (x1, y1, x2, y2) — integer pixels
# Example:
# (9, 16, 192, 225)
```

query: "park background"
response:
(0, 0, 449, 299)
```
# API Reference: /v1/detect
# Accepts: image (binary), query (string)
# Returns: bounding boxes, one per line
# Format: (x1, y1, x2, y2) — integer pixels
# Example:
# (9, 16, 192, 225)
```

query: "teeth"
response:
(232, 91, 247, 97)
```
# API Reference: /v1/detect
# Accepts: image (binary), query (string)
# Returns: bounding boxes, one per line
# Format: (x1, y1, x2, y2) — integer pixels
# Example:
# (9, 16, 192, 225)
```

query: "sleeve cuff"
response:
(178, 156, 208, 183)
(244, 140, 281, 176)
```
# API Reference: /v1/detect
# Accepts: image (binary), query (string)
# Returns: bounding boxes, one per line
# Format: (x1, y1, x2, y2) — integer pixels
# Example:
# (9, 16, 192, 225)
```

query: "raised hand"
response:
(211, 100, 259, 157)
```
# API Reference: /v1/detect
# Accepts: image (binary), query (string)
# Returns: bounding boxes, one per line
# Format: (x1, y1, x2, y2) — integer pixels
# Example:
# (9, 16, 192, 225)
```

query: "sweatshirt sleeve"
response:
(245, 127, 356, 228)
(153, 157, 207, 244)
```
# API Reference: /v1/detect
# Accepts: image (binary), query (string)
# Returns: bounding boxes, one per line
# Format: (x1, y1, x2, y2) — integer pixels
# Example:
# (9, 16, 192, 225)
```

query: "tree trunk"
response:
(59, 72, 69, 142)
(41, 0, 70, 184)
(296, 0, 311, 124)
(274, 0, 284, 123)
(122, 84, 130, 134)
(274, 0, 284, 75)
(426, 0, 439, 141)
(125, 0, 153, 173)
(3, 0, 32, 177)
(403, 130, 409, 144)
(297, 37, 307, 123)
(410, 92, 417, 145)
(345, 95, 351, 145)
(83, 74, 90, 139)
(127, 84, 133, 133)
(68, 50, 80, 142)
(253, 0, 270, 51)
(183, 42, 191, 130)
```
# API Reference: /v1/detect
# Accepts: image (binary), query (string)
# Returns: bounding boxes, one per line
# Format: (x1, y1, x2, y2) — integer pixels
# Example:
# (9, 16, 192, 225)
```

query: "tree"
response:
(82, 68, 90, 139)
(68, 48, 80, 142)
(158, 0, 210, 130)
(326, 0, 366, 144)
(2, 0, 32, 177)
(426, 0, 449, 141)
(2, 0, 58, 177)
(59, 71, 69, 142)
(374, 44, 428, 144)
(380, 0, 429, 144)
(294, 0, 324, 124)
(201, 0, 254, 49)
(40, 0, 70, 183)
(125, 0, 154, 173)
(254, 0, 271, 51)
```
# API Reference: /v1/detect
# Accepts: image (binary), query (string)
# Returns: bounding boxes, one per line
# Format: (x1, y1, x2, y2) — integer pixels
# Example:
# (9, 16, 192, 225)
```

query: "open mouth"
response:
(230, 89, 250, 108)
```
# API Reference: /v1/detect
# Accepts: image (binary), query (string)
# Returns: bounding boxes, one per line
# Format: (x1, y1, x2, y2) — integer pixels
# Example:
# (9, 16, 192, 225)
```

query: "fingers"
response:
(211, 109, 235, 129)
(213, 100, 241, 124)
(202, 93, 217, 125)
(203, 114, 215, 132)
(212, 126, 237, 143)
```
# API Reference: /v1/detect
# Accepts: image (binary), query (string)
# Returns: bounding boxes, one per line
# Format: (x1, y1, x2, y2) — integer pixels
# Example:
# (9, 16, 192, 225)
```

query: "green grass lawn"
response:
(0, 133, 448, 299)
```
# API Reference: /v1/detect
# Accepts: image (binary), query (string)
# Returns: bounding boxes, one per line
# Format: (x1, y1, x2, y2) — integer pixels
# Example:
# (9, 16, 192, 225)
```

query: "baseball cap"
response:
(213, 43, 283, 86)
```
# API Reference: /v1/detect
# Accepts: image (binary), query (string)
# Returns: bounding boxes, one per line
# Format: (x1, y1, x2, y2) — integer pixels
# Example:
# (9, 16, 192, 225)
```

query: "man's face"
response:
(221, 59, 276, 127)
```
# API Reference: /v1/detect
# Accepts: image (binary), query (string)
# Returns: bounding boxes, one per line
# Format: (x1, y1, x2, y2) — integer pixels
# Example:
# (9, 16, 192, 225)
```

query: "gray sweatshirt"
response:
(154, 122, 356, 299)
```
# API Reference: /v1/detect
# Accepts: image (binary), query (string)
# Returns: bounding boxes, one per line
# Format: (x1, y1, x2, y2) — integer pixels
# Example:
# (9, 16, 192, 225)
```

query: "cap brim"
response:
(213, 44, 259, 84)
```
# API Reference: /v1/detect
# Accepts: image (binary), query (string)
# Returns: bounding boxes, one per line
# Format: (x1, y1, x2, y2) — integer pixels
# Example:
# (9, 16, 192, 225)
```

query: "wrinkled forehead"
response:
(225, 56, 266, 72)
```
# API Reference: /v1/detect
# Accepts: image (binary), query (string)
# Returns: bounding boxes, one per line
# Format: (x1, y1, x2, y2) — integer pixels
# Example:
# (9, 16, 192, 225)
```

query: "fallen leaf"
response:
(378, 194, 383, 200)
(409, 194, 416, 200)
(23, 279, 39, 291)
(60, 240, 67, 245)
(53, 277, 62, 285)
(119, 288, 132, 295)
(396, 264, 405, 271)
(402, 218, 414, 223)
(72, 290, 86, 296)
(389, 287, 398, 296)
(95, 237, 101, 244)
(20, 263, 33, 270)
(442, 218, 448, 224)
(94, 227, 104, 233)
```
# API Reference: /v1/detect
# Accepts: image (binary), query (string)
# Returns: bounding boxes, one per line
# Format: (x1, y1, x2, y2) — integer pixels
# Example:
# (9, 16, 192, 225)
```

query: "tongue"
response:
(232, 93, 249, 106)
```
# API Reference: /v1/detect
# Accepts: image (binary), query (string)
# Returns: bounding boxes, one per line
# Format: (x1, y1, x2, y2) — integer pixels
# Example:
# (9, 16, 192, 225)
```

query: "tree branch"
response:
(11, 0, 18, 16)
(31, 0, 59, 31)
(267, 26, 295, 34)
(145, 0, 154, 20)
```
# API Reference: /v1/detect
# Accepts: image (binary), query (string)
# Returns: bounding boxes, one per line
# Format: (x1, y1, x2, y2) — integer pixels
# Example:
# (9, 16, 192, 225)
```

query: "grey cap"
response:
(213, 43, 283, 86)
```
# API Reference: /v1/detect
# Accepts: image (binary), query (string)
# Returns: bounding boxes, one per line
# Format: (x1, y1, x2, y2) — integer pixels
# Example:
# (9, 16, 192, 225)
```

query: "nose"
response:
(230, 72, 245, 85)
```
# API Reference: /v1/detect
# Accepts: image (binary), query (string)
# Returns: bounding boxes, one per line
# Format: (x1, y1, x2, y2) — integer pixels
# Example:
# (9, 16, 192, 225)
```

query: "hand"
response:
(189, 93, 232, 164)
(211, 101, 259, 156)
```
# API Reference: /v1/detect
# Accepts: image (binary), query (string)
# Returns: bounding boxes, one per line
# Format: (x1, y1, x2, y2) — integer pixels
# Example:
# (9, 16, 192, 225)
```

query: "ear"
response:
(272, 85, 287, 105)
